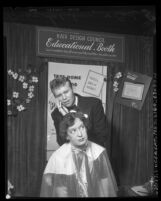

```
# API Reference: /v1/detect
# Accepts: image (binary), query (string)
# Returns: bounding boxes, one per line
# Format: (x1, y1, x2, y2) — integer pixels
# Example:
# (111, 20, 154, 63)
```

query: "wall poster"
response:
(116, 71, 152, 110)
(47, 62, 107, 160)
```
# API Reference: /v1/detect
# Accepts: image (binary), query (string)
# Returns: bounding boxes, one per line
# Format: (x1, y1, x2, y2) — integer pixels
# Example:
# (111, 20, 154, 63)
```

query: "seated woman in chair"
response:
(40, 111, 118, 197)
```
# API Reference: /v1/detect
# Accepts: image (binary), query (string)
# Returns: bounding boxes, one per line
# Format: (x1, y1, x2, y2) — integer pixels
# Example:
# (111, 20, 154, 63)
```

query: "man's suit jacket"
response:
(51, 94, 108, 147)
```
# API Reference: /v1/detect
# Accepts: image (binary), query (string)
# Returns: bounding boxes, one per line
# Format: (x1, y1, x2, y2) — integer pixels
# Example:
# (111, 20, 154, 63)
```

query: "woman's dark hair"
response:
(59, 112, 90, 142)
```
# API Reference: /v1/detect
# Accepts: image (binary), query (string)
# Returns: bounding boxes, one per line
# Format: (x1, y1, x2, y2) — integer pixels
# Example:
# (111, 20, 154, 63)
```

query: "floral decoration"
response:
(7, 68, 38, 116)
(6, 180, 14, 198)
(153, 73, 158, 195)
(113, 72, 122, 92)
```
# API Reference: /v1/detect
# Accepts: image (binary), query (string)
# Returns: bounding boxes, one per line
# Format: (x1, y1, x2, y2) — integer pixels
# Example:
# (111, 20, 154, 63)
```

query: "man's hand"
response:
(56, 100, 68, 116)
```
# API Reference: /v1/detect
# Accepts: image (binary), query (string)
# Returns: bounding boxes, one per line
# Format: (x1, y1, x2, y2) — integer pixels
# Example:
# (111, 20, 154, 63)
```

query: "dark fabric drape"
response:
(4, 22, 154, 196)
(4, 22, 109, 197)
(4, 23, 47, 197)
(109, 35, 154, 186)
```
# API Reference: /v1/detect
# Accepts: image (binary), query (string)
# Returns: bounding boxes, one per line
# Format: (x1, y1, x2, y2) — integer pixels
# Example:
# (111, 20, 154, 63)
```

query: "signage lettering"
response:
(37, 27, 124, 62)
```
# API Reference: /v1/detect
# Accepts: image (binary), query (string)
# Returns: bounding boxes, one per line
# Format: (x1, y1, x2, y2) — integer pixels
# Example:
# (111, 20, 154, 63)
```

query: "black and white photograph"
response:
(4, 5, 157, 198)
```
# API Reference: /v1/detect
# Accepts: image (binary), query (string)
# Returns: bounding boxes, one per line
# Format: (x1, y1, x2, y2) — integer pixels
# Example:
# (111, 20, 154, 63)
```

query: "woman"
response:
(40, 111, 118, 197)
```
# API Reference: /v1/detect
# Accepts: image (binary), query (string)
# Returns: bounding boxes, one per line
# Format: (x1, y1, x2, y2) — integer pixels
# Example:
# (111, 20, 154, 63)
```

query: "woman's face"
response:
(67, 118, 88, 148)
(53, 81, 75, 108)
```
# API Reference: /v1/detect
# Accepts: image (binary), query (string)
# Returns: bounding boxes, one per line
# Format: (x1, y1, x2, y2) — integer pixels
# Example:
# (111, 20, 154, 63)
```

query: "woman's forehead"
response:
(68, 118, 83, 130)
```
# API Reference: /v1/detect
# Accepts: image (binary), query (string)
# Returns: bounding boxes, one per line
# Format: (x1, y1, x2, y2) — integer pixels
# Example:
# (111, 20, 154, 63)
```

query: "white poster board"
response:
(83, 70, 105, 97)
(47, 62, 107, 160)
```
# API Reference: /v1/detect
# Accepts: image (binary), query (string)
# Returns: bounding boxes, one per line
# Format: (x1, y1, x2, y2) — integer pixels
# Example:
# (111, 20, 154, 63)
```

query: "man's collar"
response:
(69, 95, 78, 108)
(74, 95, 78, 106)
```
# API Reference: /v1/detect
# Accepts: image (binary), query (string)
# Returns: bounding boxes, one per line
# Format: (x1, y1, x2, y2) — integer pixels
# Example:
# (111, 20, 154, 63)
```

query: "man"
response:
(50, 76, 108, 147)
(40, 112, 117, 197)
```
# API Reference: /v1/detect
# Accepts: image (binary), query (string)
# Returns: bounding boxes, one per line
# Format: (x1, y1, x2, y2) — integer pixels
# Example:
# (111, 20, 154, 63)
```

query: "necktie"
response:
(72, 145, 92, 197)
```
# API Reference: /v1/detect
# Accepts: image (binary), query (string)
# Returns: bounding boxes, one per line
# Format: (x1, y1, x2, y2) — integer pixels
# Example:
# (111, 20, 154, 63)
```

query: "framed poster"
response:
(122, 82, 144, 101)
(83, 70, 105, 97)
(116, 71, 152, 110)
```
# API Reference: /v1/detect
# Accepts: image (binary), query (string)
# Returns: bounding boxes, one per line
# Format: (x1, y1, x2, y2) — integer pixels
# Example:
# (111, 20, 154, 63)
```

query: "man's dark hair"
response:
(59, 112, 90, 142)
(50, 77, 72, 93)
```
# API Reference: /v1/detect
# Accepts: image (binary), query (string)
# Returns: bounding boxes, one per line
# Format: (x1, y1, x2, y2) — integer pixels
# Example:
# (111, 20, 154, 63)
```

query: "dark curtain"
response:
(109, 35, 154, 186)
(4, 23, 47, 196)
(4, 22, 154, 196)
(4, 22, 109, 197)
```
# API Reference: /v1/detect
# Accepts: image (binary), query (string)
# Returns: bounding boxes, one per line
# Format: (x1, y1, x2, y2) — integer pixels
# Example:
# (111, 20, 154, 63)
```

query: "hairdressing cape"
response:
(40, 141, 118, 197)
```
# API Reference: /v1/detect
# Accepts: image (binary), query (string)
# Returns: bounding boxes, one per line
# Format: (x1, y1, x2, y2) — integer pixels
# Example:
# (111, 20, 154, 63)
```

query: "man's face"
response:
(53, 81, 75, 108)
(67, 118, 88, 148)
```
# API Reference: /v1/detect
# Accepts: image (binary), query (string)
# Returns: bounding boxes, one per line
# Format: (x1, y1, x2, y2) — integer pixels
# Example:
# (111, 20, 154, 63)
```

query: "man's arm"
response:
(51, 111, 64, 146)
(92, 99, 108, 147)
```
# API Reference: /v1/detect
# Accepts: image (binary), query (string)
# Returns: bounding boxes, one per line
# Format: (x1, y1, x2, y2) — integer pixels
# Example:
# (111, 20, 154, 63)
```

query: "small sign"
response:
(83, 70, 104, 97)
(116, 71, 152, 110)
(36, 26, 124, 62)
(122, 82, 144, 101)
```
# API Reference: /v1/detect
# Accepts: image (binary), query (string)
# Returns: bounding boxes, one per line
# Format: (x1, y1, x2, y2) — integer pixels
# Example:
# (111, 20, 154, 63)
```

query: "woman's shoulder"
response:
(87, 141, 105, 159)
(44, 143, 74, 175)
(54, 143, 72, 159)
(90, 141, 105, 151)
